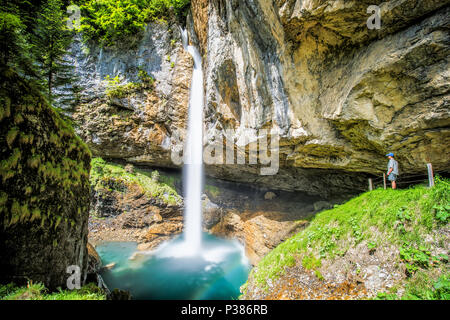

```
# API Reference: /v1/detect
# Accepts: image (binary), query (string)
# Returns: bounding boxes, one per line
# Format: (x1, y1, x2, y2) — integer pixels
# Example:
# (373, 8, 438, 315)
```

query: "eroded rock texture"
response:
(61, 22, 193, 168)
(193, 0, 450, 196)
(64, 1, 449, 198)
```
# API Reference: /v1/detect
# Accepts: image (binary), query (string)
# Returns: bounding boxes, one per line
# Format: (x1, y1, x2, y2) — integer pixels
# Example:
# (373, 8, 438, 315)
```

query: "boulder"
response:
(264, 192, 277, 200)
(107, 288, 132, 300)
(0, 71, 91, 290)
(103, 263, 116, 270)
(210, 210, 308, 265)
(313, 201, 333, 212)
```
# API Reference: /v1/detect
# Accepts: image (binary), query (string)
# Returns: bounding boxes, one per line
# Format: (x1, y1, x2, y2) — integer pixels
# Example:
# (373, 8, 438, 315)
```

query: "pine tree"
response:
(33, 0, 75, 104)
(0, 1, 41, 80)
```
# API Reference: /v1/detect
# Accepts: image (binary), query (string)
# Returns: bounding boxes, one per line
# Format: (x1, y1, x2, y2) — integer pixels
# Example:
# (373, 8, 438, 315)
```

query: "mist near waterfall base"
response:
(96, 233, 250, 300)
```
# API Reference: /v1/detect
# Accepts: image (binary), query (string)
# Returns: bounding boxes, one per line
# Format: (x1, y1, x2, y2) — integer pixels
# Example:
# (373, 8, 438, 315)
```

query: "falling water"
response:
(181, 29, 203, 254)
(94, 31, 251, 300)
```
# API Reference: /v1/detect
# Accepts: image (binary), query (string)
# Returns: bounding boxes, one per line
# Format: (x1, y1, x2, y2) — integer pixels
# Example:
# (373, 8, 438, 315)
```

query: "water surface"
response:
(96, 233, 250, 300)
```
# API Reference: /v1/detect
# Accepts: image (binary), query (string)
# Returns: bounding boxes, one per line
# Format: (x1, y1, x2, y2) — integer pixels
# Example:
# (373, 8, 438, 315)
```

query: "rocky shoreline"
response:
(87, 162, 329, 265)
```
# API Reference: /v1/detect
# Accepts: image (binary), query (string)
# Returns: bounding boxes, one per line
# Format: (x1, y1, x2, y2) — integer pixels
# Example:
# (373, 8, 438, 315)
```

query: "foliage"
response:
(375, 292, 399, 300)
(301, 254, 321, 270)
(0, 10, 36, 78)
(247, 178, 449, 295)
(1, 0, 79, 108)
(433, 203, 449, 224)
(103, 72, 154, 98)
(151, 170, 160, 182)
(78, 0, 191, 47)
(137, 66, 155, 84)
(401, 274, 450, 300)
(33, 0, 76, 104)
(0, 281, 105, 300)
(103, 75, 139, 98)
(431, 276, 450, 300)
(399, 244, 431, 275)
(0, 70, 91, 229)
(367, 241, 377, 250)
(90, 157, 181, 206)
(205, 184, 220, 198)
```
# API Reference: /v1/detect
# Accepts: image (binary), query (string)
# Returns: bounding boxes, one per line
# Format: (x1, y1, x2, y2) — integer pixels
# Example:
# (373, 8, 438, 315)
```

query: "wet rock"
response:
(210, 210, 309, 265)
(103, 262, 116, 270)
(118, 210, 155, 229)
(264, 192, 277, 200)
(87, 242, 102, 274)
(153, 212, 163, 223)
(202, 194, 223, 229)
(63, 23, 193, 168)
(91, 188, 122, 217)
(136, 243, 154, 251)
(107, 288, 132, 300)
(145, 218, 183, 241)
(313, 201, 332, 212)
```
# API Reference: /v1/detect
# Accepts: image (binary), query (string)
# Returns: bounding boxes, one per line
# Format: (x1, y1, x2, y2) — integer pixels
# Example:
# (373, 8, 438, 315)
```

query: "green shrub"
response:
(90, 157, 181, 206)
(433, 203, 449, 224)
(137, 67, 155, 85)
(402, 274, 450, 300)
(302, 254, 321, 270)
(103, 74, 154, 98)
(399, 245, 431, 275)
(375, 292, 399, 300)
(78, 0, 191, 47)
(151, 170, 160, 182)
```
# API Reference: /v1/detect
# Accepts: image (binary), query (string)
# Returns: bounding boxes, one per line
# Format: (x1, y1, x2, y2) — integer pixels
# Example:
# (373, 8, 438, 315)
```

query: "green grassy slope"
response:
(243, 177, 449, 300)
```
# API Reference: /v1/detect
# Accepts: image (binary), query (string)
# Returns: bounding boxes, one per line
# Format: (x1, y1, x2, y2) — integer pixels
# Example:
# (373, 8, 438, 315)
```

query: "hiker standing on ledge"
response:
(386, 152, 399, 189)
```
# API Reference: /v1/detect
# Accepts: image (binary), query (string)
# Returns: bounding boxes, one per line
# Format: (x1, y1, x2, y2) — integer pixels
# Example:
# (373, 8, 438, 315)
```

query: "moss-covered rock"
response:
(89, 157, 182, 214)
(87, 158, 184, 248)
(0, 69, 91, 290)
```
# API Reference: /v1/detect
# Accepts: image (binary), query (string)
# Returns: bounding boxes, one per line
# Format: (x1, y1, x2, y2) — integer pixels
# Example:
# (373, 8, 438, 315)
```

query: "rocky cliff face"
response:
(64, 1, 449, 198)
(192, 0, 450, 196)
(62, 21, 193, 168)
(0, 71, 91, 290)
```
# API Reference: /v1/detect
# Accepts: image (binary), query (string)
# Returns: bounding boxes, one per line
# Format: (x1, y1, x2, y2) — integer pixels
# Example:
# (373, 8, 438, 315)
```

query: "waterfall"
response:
(181, 29, 204, 254)
(99, 35, 251, 297)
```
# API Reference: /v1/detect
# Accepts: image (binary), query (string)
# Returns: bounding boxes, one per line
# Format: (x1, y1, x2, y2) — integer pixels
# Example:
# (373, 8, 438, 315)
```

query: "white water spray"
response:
(181, 28, 203, 254)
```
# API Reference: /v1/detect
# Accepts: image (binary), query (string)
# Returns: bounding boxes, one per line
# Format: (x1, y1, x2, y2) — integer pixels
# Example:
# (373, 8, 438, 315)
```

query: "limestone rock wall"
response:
(192, 0, 450, 195)
(63, 1, 450, 197)
(62, 22, 193, 168)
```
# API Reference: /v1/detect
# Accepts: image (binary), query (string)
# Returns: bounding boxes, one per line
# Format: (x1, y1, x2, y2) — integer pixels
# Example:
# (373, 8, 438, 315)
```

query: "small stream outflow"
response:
(181, 28, 204, 254)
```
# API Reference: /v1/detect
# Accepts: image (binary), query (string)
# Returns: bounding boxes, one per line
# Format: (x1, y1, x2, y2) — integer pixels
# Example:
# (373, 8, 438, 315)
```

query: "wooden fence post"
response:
(383, 173, 387, 190)
(368, 178, 373, 191)
(427, 163, 434, 187)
